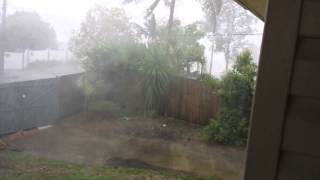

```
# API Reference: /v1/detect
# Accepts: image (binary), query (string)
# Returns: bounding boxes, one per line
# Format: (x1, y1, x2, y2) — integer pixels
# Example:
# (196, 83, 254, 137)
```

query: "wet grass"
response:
(0, 152, 215, 180)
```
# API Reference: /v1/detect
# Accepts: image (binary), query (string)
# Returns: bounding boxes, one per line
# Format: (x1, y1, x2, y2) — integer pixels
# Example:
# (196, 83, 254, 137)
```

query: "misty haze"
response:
(0, 0, 263, 179)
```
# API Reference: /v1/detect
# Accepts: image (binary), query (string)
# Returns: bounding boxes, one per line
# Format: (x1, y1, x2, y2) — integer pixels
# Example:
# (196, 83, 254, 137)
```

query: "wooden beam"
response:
(244, 0, 303, 179)
(234, 0, 267, 20)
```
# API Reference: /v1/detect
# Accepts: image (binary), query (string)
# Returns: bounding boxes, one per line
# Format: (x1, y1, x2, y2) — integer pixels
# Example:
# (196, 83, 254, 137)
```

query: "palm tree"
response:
(124, 0, 176, 36)
(167, 0, 176, 35)
(199, 0, 223, 74)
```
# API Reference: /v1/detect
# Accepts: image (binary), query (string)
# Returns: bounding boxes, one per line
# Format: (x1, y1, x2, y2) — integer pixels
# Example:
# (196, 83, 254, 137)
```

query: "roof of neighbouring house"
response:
(235, 0, 267, 20)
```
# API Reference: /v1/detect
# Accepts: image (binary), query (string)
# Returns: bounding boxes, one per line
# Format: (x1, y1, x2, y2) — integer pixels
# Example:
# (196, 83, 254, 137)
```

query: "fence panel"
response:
(162, 77, 219, 125)
(0, 73, 84, 135)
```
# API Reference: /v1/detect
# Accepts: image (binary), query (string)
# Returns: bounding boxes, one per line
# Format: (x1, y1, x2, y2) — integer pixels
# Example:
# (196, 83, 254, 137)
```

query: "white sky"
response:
(6, 0, 208, 42)
(4, 0, 264, 75)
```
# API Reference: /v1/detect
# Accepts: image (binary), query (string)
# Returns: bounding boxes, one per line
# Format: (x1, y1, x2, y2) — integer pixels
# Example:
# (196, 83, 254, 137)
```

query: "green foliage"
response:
(2, 153, 212, 180)
(204, 49, 257, 146)
(166, 22, 205, 74)
(139, 43, 172, 112)
(4, 12, 57, 52)
(135, 20, 206, 75)
(199, 0, 258, 70)
(198, 73, 220, 88)
(71, 6, 206, 115)
(87, 100, 121, 116)
(70, 7, 136, 60)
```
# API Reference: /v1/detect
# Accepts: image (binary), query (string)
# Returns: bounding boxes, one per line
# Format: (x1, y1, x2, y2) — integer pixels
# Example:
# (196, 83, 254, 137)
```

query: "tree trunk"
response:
(201, 63, 206, 74)
(146, 0, 161, 17)
(225, 47, 230, 71)
(196, 62, 200, 72)
(209, 12, 217, 75)
(209, 42, 214, 74)
(168, 0, 176, 35)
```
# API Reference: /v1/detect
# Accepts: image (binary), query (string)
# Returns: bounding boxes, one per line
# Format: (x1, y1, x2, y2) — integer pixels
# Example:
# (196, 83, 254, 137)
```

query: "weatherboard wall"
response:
(245, 0, 320, 179)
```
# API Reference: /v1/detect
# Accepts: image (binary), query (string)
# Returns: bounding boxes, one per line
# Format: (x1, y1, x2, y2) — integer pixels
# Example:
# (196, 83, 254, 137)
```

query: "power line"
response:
(208, 33, 263, 37)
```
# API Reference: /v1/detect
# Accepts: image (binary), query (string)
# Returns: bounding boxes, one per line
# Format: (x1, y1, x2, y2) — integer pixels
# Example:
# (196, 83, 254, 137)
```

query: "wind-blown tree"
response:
(70, 7, 135, 60)
(134, 17, 206, 75)
(124, 0, 176, 36)
(71, 6, 206, 114)
(5, 12, 57, 52)
(71, 7, 170, 114)
(167, 22, 205, 74)
(199, 0, 258, 71)
(133, 14, 158, 43)
(199, 0, 222, 74)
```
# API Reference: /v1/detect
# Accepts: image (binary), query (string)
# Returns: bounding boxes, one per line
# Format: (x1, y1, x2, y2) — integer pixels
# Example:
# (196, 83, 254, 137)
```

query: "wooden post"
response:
(21, 50, 25, 69)
(0, 0, 7, 74)
(26, 49, 30, 66)
(47, 49, 50, 61)
(244, 0, 303, 179)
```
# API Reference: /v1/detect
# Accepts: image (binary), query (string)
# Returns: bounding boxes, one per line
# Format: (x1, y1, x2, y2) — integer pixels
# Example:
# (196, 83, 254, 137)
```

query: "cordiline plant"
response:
(139, 43, 172, 114)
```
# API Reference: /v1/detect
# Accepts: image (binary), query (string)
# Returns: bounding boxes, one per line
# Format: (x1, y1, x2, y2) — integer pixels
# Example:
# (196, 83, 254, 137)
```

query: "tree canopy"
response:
(4, 12, 57, 52)
(199, 0, 258, 71)
(70, 7, 136, 60)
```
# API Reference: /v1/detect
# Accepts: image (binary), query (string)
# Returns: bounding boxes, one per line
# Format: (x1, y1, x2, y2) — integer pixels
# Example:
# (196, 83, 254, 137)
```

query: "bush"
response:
(139, 43, 173, 113)
(198, 73, 220, 89)
(87, 100, 121, 117)
(204, 49, 257, 146)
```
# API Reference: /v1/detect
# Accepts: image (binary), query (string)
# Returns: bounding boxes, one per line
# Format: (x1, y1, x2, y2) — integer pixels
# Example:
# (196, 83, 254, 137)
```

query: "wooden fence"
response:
(160, 77, 219, 125)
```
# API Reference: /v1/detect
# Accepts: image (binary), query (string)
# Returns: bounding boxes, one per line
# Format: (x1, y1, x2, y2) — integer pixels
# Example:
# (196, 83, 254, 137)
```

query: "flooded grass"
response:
(0, 152, 213, 180)
(0, 115, 245, 180)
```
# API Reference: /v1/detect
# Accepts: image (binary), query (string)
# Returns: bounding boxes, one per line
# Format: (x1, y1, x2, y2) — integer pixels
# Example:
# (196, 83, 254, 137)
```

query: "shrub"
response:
(139, 43, 173, 113)
(198, 73, 220, 89)
(204, 49, 257, 146)
(87, 100, 121, 117)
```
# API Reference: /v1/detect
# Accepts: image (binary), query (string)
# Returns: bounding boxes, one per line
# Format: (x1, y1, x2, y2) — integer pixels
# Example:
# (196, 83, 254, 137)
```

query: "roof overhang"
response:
(235, 0, 267, 21)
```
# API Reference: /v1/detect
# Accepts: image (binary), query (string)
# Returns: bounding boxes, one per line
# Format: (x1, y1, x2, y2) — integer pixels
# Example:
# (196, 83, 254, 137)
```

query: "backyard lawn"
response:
(0, 152, 210, 180)
(0, 114, 245, 180)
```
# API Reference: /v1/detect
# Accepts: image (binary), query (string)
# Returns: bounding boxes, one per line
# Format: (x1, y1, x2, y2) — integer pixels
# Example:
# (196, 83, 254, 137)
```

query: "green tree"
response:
(70, 7, 135, 60)
(140, 43, 172, 112)
(198, 0, 222, 74)
(134, 20, 206, 75)
(124, 0, 176, 36)
(5, 12, 57, 52)
(71, 6, 206, 114)
(199, 0, 258, 71)
(168, 22, 205, 74)
(71, 6, 172, 115)
(204, 49, 257, 146)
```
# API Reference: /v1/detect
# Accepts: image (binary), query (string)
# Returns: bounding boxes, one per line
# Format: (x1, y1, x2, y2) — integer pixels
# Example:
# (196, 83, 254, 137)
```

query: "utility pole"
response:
(0, 0, 7, 74)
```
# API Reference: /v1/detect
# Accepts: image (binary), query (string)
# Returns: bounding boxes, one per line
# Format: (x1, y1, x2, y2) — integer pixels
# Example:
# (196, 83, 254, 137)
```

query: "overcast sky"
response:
(4, 0, 264, 75)
(5, 0, 211, 42)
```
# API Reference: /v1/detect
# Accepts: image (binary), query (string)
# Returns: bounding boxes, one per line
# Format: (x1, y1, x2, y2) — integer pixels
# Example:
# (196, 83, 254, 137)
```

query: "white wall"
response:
(4, 50, 74, 70)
